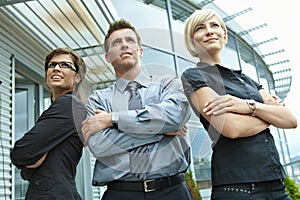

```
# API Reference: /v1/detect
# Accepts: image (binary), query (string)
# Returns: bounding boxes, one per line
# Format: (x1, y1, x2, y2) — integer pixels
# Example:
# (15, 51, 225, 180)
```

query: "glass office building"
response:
(0, 0, 295, 199)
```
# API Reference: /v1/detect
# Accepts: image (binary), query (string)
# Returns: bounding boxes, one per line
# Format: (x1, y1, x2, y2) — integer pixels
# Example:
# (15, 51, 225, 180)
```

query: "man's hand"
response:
(164, 125, 188, 138)
(81, 110, 113, 145)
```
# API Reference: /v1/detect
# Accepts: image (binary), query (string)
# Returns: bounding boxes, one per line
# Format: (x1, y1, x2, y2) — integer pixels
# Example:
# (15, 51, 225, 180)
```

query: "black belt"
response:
(107, 173, 185, 192)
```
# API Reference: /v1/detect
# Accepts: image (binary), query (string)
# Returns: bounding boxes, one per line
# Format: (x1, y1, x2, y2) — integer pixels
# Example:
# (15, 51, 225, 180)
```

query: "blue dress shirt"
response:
(84, 71, 191, 186)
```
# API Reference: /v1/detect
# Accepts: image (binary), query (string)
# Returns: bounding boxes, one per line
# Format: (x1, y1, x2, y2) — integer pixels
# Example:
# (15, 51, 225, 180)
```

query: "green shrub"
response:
(185, 170, 202, 200)
(284, 175, 300, 200)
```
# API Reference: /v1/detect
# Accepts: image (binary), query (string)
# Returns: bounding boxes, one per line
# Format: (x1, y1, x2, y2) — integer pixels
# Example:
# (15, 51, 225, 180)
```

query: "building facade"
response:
(0, 0, 295, 199)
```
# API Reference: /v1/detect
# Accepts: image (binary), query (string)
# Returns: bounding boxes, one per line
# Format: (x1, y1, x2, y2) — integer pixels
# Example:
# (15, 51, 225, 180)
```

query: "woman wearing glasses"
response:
(10, 48, 87, 200)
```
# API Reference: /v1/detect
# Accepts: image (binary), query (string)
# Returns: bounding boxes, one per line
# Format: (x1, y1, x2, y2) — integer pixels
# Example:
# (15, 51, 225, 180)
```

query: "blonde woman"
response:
(181, 9, 297, 200)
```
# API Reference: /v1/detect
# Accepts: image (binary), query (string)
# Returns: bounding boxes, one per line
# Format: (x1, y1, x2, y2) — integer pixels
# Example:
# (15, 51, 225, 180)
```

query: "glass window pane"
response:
(178, 57, 196, 75)
(238, 41, 259, 81)
(141, 47, 176, 76)
(222, 47, 240, 70)
(111, 0, 172, 50)
(222, 32, 240, 70)
(189, 125, 212, 189)
(14, 87, 30, 199)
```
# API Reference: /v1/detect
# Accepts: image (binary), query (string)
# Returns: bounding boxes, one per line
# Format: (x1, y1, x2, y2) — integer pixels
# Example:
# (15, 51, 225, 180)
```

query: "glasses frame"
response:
(47, 61, 78, 72)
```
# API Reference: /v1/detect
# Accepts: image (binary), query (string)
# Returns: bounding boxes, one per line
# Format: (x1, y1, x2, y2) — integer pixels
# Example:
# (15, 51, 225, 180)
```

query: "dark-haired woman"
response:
(11, 48, 87, 200)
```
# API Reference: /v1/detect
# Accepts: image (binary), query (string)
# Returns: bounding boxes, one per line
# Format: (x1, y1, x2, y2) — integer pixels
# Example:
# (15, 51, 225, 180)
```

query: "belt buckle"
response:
(144, 179, 156, 192)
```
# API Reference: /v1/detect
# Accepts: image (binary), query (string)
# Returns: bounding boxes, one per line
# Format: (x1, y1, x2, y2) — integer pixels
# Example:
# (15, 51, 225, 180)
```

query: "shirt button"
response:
(264, 139, 268, 142)
(35, 179, 42, 186)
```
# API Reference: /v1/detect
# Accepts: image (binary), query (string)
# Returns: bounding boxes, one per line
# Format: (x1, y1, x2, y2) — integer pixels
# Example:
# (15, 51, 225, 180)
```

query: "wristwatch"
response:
(111, 112, 119, 128)
(246, 99, 256, 116)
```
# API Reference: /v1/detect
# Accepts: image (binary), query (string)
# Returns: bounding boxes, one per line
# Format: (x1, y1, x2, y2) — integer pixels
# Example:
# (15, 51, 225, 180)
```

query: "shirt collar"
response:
(115, 70, 150, 93)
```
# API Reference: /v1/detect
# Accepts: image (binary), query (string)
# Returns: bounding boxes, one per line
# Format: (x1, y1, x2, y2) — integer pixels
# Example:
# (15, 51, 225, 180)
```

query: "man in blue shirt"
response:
(81, 18, 192, 200)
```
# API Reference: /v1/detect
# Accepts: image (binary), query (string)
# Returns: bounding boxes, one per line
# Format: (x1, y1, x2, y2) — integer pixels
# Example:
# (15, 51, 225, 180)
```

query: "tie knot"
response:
(127, 82, 139, 92)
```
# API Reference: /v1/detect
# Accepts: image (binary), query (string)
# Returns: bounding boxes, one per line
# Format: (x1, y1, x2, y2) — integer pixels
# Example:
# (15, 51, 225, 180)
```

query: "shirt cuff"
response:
(111, 112, 119, 128)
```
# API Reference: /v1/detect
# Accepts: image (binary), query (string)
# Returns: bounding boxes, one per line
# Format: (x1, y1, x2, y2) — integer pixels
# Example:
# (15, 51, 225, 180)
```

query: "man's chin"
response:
(113, 59, 135, 67)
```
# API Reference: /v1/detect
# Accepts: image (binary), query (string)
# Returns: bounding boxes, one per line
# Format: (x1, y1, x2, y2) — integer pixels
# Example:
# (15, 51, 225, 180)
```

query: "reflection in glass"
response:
(14, 89, 29, 200)
(142, 46, 176, 76)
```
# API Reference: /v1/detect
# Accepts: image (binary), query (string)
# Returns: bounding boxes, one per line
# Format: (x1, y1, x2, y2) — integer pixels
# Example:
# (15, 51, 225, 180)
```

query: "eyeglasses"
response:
(47, 62, 78, 72)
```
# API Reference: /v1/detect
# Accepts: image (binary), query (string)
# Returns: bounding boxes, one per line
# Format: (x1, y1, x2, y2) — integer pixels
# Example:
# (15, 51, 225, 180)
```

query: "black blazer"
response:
(10, 92, 87, 200)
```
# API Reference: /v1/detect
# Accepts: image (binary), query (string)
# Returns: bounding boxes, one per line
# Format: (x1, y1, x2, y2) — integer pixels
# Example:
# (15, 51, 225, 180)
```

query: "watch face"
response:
(247, 99, 255, 105)
(246, 99, 256, 116)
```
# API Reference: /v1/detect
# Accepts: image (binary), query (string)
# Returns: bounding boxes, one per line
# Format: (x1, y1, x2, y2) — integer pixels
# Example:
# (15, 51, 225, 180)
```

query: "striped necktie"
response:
(127, 81, 142, 110)
(127, 81, 152, 179)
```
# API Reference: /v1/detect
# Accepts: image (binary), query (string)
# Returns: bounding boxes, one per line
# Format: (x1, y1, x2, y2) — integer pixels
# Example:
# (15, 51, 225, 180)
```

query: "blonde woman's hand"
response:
(263, 95, 285, 106)
(203, 94, 251, 115)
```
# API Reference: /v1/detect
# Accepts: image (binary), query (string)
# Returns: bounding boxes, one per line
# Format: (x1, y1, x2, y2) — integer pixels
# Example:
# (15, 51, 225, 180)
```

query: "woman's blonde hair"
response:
(184, 9, 227, 57)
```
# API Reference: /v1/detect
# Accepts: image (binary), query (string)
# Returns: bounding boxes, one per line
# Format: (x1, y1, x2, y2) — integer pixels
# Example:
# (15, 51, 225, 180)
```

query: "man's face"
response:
(105, 28, 143, 71)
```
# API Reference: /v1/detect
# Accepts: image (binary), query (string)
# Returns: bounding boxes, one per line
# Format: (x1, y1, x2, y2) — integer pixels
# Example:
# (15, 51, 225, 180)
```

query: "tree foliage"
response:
(284, 175, 300, 200)
(185, 170, 202, 200)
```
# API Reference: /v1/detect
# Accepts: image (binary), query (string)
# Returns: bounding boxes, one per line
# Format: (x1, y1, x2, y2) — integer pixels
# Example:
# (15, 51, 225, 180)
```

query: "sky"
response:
(214, 0, 300, 158)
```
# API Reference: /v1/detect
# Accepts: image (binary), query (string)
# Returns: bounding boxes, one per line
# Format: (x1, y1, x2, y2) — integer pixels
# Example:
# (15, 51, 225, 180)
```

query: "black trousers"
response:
(101, 182, 193, 200)
(211, 179, 292, 200)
